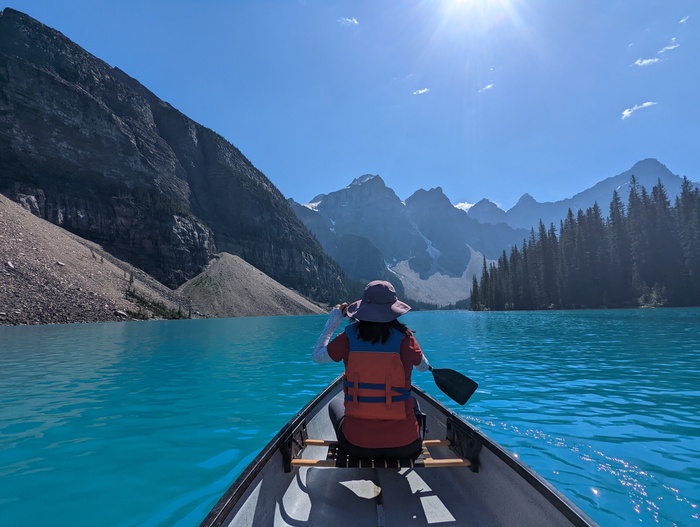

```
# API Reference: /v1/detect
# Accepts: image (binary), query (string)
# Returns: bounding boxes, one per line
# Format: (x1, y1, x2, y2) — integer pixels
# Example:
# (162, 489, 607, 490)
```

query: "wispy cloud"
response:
(621, 101, 657, 120)
(413, 88, 430, 95)
(478, 83, 495, 93)
(632, 57, 660, 67)
(338, 17, 358, 27)
(658, 37, 679, 54)
(632, 38, 680, 67)
(679, 16, 690, 24)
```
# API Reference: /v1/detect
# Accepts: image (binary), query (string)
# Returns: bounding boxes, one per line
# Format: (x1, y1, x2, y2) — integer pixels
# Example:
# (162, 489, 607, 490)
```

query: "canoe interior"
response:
(201, 376, 599, 527)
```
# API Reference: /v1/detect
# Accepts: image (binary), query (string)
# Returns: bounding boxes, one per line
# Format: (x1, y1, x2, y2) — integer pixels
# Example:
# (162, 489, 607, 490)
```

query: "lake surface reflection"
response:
(1, 308, 698, 526)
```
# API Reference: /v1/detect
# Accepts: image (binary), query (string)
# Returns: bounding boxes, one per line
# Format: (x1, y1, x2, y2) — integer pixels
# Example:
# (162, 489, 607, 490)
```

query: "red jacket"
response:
(327, 323, 424, 448)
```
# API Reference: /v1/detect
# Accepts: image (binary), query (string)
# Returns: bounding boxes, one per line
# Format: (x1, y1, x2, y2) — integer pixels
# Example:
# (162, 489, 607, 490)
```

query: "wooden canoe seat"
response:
(291, 438, 472, 469)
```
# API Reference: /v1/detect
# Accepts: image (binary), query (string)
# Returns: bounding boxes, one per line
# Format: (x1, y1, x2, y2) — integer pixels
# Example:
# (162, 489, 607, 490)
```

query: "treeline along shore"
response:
(471, 177, 700, 310)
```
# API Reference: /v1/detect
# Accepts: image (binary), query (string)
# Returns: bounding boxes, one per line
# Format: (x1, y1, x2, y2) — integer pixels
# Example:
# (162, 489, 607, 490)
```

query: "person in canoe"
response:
(312, 280, 431, 459)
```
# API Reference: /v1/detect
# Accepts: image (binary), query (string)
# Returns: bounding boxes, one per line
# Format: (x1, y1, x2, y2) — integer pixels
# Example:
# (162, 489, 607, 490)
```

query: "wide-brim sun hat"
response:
(346, 280, 411, 323)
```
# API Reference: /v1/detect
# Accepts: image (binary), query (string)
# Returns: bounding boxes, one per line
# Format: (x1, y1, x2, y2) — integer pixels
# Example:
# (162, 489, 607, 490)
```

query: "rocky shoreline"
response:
(1, 195, 326, 326)
(1, 195, 189, 326)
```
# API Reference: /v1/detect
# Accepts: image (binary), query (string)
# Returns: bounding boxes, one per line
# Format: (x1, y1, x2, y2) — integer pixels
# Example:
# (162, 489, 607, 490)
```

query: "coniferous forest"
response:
(470, 177, 700, 310)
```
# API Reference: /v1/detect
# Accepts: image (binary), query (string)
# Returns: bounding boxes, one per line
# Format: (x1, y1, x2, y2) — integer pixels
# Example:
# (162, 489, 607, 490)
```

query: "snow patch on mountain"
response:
(349, 174, 379, 187)
(454, 202, 474, 211)
(390, 246, 484, 305)
(412, 221, 441, 260)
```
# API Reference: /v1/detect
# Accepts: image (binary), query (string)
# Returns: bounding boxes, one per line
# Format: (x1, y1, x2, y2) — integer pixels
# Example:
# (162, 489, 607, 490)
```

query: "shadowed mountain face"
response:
(0, 8, 346, 301)
(291, 176, 529, 305)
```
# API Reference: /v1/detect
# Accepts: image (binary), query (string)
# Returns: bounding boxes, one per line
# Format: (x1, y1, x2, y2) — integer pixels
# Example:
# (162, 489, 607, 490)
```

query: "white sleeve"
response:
(312, 308, 345, 364)
(416, 353, 431, 372)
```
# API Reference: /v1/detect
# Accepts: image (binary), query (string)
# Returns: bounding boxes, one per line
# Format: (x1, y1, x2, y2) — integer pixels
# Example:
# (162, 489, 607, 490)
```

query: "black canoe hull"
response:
(200, 376, 599, 527)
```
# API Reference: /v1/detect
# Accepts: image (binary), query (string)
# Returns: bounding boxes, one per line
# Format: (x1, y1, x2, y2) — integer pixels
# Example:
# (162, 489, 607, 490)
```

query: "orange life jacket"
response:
(343, 324, 411, 421)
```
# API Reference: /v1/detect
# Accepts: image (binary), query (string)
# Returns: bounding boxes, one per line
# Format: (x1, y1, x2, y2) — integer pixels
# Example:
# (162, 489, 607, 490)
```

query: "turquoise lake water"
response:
(0, 308, 699, 526)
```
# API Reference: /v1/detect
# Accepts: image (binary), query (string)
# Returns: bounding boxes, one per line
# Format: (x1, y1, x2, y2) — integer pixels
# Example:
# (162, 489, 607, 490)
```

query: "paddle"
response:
(429, 366, 478, 405)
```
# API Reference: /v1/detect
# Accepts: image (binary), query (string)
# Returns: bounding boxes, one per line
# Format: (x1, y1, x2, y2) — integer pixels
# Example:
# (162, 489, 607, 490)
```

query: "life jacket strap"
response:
(343, 380, 412, 403)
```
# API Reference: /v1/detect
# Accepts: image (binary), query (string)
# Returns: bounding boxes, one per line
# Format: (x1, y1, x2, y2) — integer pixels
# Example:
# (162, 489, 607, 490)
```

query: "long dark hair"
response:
(356, 319, 412, 344)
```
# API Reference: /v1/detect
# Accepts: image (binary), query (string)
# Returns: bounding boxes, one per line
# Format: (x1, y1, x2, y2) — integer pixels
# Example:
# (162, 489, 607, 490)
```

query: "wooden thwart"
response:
(290, 438, 472, 469)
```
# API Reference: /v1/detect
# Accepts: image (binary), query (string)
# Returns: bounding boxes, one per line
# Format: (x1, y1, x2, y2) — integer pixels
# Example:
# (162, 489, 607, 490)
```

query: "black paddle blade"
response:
(431, 368, 478, 405)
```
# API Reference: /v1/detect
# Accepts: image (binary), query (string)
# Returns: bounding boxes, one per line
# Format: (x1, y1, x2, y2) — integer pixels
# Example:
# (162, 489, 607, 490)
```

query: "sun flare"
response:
(441, 0, 522, 31)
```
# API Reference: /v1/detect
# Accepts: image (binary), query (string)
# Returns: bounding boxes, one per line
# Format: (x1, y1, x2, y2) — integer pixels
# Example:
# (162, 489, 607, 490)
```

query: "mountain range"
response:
(290, 176, 529, 305)
(467, 158, 692, 230)
(1, 8, 697, 315)
(290, 159, 695, 306)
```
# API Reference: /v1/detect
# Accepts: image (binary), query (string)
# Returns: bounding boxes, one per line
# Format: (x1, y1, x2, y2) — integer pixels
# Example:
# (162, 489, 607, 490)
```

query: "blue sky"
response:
(5, 0, 699, 209)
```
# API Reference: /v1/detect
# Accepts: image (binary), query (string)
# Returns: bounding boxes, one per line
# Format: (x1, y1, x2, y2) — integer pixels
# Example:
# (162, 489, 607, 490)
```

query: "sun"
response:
(446, 0, 515, 10)
(441, 0, 522, 32)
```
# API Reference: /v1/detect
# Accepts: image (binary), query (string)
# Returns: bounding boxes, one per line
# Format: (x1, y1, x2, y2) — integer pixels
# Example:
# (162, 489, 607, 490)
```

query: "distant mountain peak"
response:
(466, 198, 508, 224)
(308, 193, 326, 205)
(515, 193, 538, 206)
(349, 174, 384, 187)
(470, 198, 503, 211)
(631, 158, 664, 170)
(406, 186, 451, 208)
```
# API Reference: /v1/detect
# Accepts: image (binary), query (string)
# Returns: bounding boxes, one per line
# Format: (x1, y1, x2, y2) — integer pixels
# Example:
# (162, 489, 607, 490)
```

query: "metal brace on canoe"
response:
(282, 417, 481, 472)
(281, 420, 309, 473)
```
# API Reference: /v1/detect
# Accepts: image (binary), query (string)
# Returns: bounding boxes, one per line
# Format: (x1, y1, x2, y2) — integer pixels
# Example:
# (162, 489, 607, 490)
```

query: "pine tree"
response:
(470, 274, 481, 311)
(676, 178, 700, 304)
(607, 190, 632, 306)
(627, 176, 652, 301)
(558, 209, 577, 307)
(649, 179, 683, 304)
(478, 256, 490, 310)
(468, 177, 700, 311)
(509, 245, 524, 309)
(584, 203, 607, 306)
(543, 223, 560, 307)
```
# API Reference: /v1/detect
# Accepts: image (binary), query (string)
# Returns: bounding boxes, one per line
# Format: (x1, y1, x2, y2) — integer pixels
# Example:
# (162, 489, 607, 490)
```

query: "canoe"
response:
(200, 375, 599, 527)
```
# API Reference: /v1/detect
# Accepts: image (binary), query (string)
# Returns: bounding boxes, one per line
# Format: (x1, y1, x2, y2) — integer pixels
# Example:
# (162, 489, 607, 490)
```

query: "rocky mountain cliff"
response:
(0, 193, 325, 325)
(291, 176, 529, 306)
(0, 8, 346, 302)
(469, 159, 696, 230)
